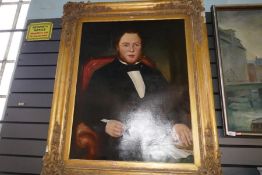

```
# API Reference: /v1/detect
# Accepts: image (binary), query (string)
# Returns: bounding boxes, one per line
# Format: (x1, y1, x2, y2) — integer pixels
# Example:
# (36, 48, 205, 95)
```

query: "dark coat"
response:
(76, 59, 190, 161)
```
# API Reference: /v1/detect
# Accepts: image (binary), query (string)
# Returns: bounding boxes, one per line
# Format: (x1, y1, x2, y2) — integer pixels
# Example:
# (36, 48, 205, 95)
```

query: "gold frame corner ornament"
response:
(42, 0, 221, 174)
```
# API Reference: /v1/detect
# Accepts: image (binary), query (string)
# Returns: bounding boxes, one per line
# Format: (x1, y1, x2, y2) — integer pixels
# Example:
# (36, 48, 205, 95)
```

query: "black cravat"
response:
(125, 63, 142, 72)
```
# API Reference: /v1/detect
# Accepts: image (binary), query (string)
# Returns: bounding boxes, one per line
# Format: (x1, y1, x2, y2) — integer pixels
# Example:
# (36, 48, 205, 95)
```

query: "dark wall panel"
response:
(211, 64, 218, 78)
(0, 156, 42, 174)
(222, 167, 260, 175)
(18, 53, 58, 66)
(20, 41, 60, 53)
(14, 66, 56, 79)
(7, 93, 52, 108)
(212, 78, 219, 93)
(216, 110, 223, 127)
(206, 23, 214, 36)
(214, 94, 221, 110)
(3, 108, 50, 122)
(11, 79, 55, 92)
(0, 123, 48, 139)
(219, 137, 262, 146)
(208, 36, 215, 49)
(0, 140, 46, 156)
(50, 29, 62, 40)
(221, 147, 262, 165)
(209, 49, 216, 63)
(205, 12, 212, 24)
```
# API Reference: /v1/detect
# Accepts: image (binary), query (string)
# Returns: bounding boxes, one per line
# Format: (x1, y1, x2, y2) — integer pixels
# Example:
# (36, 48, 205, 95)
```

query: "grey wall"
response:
(0, 11, 262, 175)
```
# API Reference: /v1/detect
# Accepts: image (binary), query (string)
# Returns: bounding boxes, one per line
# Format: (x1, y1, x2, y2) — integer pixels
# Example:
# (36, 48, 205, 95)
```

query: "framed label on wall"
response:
(26, 22, 53, 41)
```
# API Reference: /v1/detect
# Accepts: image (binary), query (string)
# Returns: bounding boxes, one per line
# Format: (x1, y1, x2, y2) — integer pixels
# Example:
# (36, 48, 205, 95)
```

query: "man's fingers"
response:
(179, 132, 189, 147)
(110, 120, 124, 129)
(113, 130, 122, 137)
(173, 124, 193, 147)
(108, 130, 121, 138)
(113, 124, 123, 130)
(180, 129, 191, 146)
(113, 127, 123, 134)
(112, 124, 124, 135)
(185, 130, 192, 145)
(105, 120, 124, 137)
(112, 126, 124, 137)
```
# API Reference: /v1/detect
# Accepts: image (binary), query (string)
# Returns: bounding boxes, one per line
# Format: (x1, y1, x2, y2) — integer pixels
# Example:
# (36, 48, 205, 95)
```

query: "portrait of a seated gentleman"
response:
(70, 25, 193, 163)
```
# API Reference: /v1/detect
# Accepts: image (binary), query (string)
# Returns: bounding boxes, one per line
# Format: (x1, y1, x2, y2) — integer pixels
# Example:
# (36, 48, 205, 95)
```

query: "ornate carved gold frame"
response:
(41, 0, 221, 174)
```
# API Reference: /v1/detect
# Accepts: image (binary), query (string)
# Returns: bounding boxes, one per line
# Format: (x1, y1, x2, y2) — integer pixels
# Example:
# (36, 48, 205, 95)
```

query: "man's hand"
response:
(172, 124, 192, 147)
(105, 120, 124, 138)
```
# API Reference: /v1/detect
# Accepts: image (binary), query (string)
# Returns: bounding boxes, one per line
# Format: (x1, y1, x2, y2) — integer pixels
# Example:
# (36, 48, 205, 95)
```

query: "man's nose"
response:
(128, 45, 135, 52)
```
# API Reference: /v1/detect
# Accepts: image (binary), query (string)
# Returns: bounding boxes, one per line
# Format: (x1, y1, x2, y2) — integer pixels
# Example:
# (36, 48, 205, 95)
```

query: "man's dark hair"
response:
(114, 28, 144, 48)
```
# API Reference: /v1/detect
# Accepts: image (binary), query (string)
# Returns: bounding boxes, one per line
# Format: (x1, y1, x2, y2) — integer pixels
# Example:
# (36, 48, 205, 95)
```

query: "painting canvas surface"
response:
(217, 8, 262, 134)
(70, 19, 193, 162)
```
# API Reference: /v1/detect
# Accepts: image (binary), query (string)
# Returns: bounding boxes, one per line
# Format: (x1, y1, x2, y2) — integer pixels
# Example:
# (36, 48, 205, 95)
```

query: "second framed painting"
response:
(41, 1, 221, 175)
(213, 4, 262, 136)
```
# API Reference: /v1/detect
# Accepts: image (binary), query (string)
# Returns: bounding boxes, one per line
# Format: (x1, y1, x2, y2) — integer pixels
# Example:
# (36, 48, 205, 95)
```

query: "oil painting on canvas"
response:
(214, 5, 262, 136)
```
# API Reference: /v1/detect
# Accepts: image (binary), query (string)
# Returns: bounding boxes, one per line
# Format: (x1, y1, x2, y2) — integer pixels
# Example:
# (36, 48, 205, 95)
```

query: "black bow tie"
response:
(125, 64, 142, 72)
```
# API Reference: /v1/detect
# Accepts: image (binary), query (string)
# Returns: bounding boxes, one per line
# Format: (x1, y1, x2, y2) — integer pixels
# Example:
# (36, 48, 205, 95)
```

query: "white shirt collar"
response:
(118, 59, 140, 65)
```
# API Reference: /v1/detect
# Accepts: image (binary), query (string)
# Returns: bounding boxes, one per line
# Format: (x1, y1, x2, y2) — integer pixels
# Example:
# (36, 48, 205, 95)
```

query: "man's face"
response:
(117, 33, 142, 64)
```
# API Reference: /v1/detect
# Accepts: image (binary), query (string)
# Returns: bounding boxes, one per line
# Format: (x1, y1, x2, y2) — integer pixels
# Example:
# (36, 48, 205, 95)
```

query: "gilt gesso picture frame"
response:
(41, 1, 221, 175)
(213, 5, 262, 136)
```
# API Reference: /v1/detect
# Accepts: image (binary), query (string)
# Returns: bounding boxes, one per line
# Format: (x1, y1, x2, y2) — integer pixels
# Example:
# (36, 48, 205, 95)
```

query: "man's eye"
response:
(134, 43, 141, 47)
(122, 43, 129, 47)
